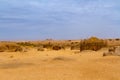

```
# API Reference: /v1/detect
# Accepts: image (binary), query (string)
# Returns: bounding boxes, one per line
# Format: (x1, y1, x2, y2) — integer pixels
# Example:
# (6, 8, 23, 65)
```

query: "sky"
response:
(0, 0, 120, 40)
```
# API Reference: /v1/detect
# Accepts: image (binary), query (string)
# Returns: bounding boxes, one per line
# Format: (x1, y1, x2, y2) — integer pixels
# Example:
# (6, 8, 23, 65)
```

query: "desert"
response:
(1, 0, 120, 80)
(0, 37, 120, 80)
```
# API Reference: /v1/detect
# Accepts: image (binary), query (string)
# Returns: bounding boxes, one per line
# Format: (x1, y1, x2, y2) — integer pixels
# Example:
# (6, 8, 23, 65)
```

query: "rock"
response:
(103, 46, 120, 56)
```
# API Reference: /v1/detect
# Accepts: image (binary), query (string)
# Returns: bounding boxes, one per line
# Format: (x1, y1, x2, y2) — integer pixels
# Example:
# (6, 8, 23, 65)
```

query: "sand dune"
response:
(0, 50, 120, 80)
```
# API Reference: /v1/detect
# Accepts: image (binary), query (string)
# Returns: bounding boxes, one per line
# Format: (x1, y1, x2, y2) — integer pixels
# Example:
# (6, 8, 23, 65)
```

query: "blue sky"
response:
(0, 0, 120, 40)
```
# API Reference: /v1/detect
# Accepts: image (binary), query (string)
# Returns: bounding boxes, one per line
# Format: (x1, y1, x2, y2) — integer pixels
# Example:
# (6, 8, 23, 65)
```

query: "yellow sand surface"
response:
(0, 49, 120, 80)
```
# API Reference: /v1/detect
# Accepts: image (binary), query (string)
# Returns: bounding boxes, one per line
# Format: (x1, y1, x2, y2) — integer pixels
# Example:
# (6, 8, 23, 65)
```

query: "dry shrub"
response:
(115, 38, 120, 41)
(0, 42, 23, 52)
(37, 46, 44, 51)
(71, 42, 80, 50)
(52, 46, 62, 50)
(17, 42, 35, 47)
(43, 42, 53, 50)
(0, 45, 7, 52)
(42, 42, 65, 50)
(62, 42, 71, 49)
(80, 37, 107, 51)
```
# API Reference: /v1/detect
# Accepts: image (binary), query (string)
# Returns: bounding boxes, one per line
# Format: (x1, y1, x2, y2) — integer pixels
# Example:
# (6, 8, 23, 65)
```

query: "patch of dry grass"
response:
(0, 42, 23, 52)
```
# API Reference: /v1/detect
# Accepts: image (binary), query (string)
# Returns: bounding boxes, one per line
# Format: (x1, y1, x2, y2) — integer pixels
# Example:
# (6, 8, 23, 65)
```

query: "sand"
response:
(0, 49, 120, 80)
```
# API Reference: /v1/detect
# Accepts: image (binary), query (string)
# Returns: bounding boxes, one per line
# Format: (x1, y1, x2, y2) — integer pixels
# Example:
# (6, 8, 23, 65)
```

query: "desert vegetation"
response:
(80, 37, 107, 51)
(0, 42, 23, 52)
(0, 37, 120, 80)
(0, 37, 120, 52)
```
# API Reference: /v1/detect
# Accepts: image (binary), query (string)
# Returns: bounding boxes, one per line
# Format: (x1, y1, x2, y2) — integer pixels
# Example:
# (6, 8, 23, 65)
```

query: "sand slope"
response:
(0, 50, 120, 80)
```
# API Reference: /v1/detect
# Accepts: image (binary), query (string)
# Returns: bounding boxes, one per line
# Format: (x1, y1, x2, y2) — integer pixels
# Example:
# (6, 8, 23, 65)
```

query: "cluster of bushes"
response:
(17, 42, 36, 47)
(0, 37, 110, 52)
(16, 41, 67, 51)
(0, 42, 24, 52)
(80, 37, 107, 51)
(41, 42, 65, 51)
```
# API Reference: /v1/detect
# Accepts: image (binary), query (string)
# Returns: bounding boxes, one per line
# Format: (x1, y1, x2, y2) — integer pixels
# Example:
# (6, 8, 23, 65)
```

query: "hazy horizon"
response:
(0, 0, 120, 40)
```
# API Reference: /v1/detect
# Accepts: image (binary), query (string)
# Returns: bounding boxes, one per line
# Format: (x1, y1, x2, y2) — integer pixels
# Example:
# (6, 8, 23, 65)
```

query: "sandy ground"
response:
(0, 49, 120, 80)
